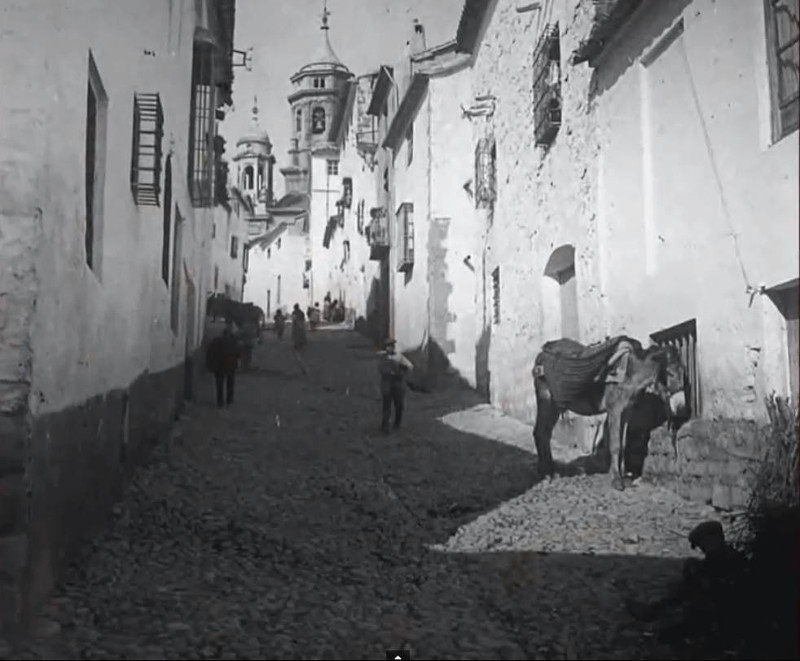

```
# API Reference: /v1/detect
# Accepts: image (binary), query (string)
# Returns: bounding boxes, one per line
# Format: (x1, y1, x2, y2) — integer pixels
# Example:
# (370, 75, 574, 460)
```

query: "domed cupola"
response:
(233, 97, 275, 206)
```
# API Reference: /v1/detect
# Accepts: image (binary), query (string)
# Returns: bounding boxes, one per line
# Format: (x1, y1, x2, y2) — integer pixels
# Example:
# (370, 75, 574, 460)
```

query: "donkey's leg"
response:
(606, 406, 626, 491)
(533, 379, 559, 479)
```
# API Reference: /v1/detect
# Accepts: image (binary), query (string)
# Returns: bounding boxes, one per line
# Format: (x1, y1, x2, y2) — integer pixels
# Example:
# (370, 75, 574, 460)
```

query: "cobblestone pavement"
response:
(2, 329, 736, 660)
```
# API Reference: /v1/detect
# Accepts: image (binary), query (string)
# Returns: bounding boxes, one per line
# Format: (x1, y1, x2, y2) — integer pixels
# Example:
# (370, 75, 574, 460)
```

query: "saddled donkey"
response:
(532, 335, 690, 490)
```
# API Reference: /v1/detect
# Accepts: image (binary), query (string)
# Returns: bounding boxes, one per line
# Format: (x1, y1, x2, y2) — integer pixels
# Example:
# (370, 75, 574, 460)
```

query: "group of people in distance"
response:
(205, 302, 414, 432)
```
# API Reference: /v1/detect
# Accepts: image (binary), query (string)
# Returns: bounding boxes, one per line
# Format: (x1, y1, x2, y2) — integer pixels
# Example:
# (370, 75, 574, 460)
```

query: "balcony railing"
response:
(367, 207, 389, 260)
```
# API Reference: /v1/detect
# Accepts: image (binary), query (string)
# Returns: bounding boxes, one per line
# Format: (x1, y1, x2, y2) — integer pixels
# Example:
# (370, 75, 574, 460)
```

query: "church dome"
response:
(236, 98, 271, 150)
(292, 3, 351, 78)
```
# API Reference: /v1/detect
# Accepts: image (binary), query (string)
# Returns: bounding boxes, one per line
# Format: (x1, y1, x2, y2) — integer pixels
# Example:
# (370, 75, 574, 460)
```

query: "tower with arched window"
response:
(280, 2, 352, 194)
(232, 97, 275, 210)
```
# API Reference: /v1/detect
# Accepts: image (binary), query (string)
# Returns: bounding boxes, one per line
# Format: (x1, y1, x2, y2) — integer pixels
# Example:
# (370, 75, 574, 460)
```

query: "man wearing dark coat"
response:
(206, 321, 241, 407)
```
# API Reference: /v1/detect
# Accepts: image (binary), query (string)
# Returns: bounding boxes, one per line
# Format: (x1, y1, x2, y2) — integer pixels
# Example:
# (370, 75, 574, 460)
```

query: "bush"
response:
(731, 394, 799, 659)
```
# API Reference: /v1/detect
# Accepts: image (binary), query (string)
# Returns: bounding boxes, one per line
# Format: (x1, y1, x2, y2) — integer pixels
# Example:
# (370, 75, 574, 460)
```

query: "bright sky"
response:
(219, 0, 464, 198)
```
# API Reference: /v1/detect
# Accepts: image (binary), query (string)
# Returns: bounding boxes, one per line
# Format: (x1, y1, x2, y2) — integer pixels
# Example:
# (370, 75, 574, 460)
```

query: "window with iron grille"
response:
(765, 0, 800, 141)
(85, 50, 108, 274)
(342, 177, 353, 209)
(188, 41, 216, 207)
(532, 23, 562, 147)
(230, 236, 239, 259)
(130, 92, 163, 206)
(396, 202, 414, 272)
(492, 267, 500, 325)
(474, 137, 496, 209)
(650, 319, 700, 418)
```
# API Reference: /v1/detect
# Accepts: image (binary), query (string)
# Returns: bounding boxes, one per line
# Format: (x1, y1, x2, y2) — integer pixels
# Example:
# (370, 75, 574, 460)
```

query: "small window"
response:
(492, 267, 500, 325)
(474, 137, 497, 210)
(243, 165, 254, 190)
(327, 159, 339, 176)
(230, 236, 239, 259)
(650, 319, 700, 418)
(356, 199, 365, 234)
(170, 206, 184, 334)
(277, 274, 282, 306)
(211, 223, 216, 239)
(214, 265, 219, 290)
(277, 237, 282, 250)
(396, 202, 414, 272)
(295, 107, 303, 132)
(532, 23, 562, 147)
(243, 245, 249, 272)
(267, 247, 271, 259)
(161, 156, 173, 286)
(312, 107, 326, 134)
(343, 240, 351, 265)
(765, 0, 800, 141)
(406, 123, 414, 166)
(312, 77, 326, 89)
(85, 50, 109, 274)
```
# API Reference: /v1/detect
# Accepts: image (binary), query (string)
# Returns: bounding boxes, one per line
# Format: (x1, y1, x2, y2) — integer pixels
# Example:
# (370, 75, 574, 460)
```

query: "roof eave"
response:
(367, 65, 394, 116)
(455, 0, 497, 55)
(382, 73, 429, 151)
(569, 0, 645, 66)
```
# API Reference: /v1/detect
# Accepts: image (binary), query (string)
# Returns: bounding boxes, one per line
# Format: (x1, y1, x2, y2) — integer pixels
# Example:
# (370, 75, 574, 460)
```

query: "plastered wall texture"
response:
(392, 105, 433, 355)
(469, 0, 799, 504)
(428, 67, 480, 387)
(243, 223, 307, 317)
(326, 120, 382, 325)
(471, 0, 605, 456)
(0, 0, 219, 628)
(211, 204, 248, 300)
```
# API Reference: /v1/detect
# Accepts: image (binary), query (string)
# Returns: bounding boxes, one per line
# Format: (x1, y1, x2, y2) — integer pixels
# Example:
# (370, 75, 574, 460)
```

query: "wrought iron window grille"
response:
(130, 92, 164, 207)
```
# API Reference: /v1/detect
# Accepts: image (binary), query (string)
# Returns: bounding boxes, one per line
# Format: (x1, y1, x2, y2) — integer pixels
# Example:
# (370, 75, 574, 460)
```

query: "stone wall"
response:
(471, 0, 604, 450)
(644, 420, 766, 511)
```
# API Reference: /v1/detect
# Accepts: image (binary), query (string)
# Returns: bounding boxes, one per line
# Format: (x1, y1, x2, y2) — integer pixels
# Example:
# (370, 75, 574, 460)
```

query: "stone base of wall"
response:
(643, 418, 767, 511)
(0, 356, 193, 634)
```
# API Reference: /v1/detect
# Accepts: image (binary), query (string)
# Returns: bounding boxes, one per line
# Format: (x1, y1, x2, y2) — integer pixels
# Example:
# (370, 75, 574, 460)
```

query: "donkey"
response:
(532, 336, 690, 490)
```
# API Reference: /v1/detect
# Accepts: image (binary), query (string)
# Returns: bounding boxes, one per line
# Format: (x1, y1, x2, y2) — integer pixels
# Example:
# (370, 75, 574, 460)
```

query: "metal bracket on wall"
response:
(232, 47, 254, 71)
(461, 94, 497, 120)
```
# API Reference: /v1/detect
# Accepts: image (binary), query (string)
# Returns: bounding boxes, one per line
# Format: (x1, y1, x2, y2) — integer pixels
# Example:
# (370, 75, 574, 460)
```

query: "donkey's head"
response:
(648, 344, 691, 444)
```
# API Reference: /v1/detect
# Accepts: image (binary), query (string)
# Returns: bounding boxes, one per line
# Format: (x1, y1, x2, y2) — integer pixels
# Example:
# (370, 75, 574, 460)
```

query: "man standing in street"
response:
(205, 320, 241, 408)
(377, 338, 413, 434)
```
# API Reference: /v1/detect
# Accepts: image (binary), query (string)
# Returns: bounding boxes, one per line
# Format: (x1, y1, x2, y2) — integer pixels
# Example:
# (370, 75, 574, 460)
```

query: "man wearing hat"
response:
(377, 338, 414, 433)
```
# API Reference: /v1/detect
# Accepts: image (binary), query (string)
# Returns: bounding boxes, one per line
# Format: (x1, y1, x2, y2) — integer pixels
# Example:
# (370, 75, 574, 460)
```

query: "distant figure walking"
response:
(273, 308, 286, 341)
(377, 338, 413, 434)
(205, 320, 241, 408)
(291, 304, 308, 375)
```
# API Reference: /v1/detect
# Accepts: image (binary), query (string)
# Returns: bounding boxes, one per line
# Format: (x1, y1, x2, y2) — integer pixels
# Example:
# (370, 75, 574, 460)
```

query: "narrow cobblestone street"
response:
(3, 329, 735, 660)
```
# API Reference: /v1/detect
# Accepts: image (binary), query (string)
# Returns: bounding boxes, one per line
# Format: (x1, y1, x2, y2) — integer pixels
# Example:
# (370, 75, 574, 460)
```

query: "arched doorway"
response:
(543, 243, 579, 340)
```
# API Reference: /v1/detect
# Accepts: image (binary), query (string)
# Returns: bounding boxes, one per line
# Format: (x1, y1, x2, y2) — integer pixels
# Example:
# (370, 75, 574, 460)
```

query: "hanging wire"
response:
(677, 34, 764, 306)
